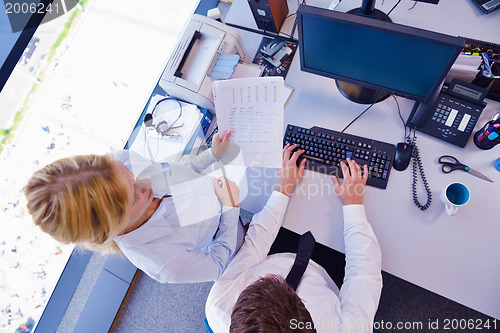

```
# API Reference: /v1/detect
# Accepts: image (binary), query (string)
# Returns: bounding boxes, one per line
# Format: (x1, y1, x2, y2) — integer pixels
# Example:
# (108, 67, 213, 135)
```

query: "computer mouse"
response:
(393, 142, 413, 171)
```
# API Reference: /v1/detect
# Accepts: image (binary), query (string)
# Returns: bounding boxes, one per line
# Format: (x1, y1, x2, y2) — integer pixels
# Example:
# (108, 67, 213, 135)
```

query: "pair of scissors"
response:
(438, 155, 493, 183)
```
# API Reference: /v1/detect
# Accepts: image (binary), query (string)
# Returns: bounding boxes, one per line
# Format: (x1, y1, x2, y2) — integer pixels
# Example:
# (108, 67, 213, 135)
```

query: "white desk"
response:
(226, 0, 500, 320)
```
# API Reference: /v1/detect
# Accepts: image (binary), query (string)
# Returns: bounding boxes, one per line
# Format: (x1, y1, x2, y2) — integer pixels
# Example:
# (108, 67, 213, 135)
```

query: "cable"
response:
(391, 95, 408, 140)
(284, 0, 304, 38)
(409, 132, 432, 211)
(289, 16, 298, 39)
(279, 32, 294, 39)
(283, 12, 297, 38)
(283, 13, 296, 22)
(341, 93, 382, 133)
(144, 126, 160, 161)
(281, 4, 298, 40)
(386, 0, 402, 17)
(226, 22, 298, 43)
(392, 95, 431, 210)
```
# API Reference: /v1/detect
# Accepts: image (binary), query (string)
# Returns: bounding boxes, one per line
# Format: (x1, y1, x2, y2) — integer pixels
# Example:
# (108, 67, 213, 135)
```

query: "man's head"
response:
(230, 275, 316, 333)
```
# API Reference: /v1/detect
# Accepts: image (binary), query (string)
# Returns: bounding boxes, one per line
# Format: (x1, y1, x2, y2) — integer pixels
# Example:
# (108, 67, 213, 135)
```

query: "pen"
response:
(485, 123, 500, 141)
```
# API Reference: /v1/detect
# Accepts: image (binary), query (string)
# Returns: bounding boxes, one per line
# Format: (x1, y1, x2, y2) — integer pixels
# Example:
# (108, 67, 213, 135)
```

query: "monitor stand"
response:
(335, 0, 392, 105)
(336, 81, 390, 104)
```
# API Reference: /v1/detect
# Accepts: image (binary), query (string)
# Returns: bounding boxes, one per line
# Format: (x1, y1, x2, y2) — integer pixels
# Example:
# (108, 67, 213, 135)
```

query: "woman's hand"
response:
(275, 144, 306, 197)
(212, 176, 240, 207)
(332, 158, 368, 205)
(211, 130, 232, 159)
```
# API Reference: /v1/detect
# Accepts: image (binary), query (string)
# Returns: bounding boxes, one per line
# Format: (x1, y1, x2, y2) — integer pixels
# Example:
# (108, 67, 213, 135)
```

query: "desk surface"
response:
(226, 0, 500, 320)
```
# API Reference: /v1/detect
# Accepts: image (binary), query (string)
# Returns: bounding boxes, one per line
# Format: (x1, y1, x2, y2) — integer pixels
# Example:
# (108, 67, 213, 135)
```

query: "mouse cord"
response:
(409, 131, 432, 211)
(392, 95, 409, 141)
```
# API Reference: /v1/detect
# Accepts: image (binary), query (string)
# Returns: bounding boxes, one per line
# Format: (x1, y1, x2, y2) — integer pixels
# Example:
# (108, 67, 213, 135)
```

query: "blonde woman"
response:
(24, 131, 246, 283)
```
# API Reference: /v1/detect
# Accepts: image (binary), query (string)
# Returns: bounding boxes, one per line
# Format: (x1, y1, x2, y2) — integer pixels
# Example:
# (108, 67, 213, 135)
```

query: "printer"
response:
(159, 14, 247, 114)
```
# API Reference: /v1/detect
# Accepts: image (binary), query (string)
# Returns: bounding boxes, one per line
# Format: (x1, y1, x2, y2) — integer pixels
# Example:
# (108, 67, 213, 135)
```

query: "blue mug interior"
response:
(446, 183, 470, 205)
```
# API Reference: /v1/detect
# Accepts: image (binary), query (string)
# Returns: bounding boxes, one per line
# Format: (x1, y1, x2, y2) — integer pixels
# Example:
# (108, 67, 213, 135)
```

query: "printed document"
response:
(213, 77, 284, 168)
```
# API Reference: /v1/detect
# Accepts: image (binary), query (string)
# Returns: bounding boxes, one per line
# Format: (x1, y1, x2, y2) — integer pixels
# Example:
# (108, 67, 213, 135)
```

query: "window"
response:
(0, 0, 198, 331)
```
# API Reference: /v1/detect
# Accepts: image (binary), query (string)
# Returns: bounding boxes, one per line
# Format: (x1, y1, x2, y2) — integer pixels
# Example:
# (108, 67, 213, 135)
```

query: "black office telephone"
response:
(406, 78, 489, 147)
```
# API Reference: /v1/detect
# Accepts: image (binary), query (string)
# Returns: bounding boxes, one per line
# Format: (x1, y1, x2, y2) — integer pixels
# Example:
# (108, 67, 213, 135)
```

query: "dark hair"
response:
(230, 275, 316, 333)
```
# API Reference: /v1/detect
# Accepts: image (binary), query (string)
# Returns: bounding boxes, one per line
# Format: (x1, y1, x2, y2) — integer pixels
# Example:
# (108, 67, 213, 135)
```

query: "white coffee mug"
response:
(441, 182, 470, 216)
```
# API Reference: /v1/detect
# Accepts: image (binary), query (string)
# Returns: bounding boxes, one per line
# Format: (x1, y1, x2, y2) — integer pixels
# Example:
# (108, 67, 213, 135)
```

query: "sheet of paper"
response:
(230, 62, 264, 79)
(213, 76, 284, 168)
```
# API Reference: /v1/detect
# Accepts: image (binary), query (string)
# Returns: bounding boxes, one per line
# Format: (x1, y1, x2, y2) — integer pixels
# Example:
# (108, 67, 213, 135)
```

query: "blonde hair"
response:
(24, 154, 130, 254)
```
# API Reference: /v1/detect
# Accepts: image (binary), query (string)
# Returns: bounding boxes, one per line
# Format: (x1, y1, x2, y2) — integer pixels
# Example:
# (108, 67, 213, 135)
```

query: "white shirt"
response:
(205, 191, 382, 333)
(113, 149, 241, 284)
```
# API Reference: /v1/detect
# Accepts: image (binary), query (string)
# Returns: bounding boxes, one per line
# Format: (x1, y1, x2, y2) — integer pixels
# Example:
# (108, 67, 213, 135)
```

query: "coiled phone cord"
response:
(393, 95, 432, 211)
(409, 133, 432, 210)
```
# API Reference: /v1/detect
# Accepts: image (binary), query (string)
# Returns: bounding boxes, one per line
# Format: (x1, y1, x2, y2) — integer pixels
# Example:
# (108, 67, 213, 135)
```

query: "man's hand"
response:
(275, 144, 306, 197)
(332, 158, 368, 205)
(212, 176, 240, 207)
(211, 130, 231, 159)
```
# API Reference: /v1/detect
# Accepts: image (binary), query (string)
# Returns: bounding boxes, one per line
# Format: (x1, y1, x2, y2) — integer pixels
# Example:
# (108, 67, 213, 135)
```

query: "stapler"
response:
(262, 39, 292, 68)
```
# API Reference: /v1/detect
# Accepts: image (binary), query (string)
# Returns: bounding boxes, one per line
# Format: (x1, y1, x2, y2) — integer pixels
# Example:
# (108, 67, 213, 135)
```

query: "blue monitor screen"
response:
(297, 5, 465, 102)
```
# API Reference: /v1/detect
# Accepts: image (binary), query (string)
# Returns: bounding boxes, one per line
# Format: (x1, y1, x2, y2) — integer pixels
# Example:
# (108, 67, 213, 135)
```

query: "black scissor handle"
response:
(441, 164, 455, 173)
(438, 155, 465, 173)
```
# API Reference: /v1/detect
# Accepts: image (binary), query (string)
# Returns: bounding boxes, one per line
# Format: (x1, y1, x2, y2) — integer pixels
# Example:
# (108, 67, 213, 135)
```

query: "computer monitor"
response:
(296, 4, 465, 104)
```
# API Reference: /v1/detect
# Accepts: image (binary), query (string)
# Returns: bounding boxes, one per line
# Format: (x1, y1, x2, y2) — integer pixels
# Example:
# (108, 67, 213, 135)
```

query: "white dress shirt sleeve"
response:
(222, 191, 289, 276)
(115, 146, 218, 175)
(152, 206, 241, 284)
(205, 191, 290, 331)
(338, 204, 382, 331)
(176, 148, 217, 173)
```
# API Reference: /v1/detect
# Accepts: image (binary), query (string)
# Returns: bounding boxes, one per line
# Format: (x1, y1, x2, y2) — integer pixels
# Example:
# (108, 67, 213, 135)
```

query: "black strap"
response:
(269, 227, 346, 290)
(285, 231, 315, 290)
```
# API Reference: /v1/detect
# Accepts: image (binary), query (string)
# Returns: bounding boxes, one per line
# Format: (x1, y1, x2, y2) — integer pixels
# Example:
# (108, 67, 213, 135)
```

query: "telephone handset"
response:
(408, 101, 429, 128)
(406, 78, 488, 147)
(406, 80, 444, 128)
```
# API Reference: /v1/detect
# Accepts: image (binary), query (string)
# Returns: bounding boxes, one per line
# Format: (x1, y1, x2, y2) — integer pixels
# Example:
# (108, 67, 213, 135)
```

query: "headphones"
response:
(144, 97, 183, 136)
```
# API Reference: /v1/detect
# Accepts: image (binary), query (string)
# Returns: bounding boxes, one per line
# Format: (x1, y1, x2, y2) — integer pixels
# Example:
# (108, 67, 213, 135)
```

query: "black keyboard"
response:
(284, 124, 397, 189)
